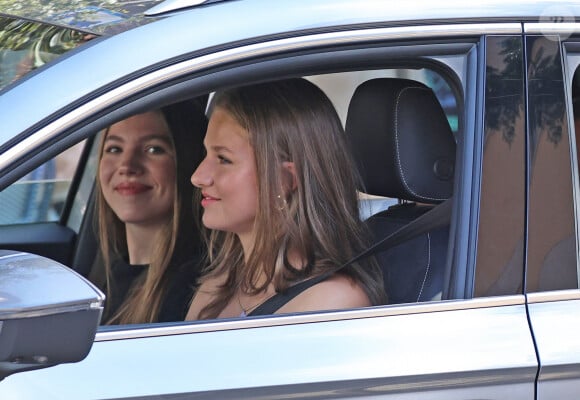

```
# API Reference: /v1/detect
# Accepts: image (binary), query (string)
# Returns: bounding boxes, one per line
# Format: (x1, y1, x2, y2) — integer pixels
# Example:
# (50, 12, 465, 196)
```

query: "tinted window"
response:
(475, 36, 526, 297)
(526, 35, 577, 292)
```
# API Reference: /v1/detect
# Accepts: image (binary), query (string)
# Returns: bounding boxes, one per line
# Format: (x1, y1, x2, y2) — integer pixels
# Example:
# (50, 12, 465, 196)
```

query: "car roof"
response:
(2, 0, 580, 36)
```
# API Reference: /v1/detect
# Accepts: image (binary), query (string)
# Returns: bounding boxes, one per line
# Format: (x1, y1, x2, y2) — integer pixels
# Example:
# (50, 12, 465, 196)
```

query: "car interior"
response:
(345, 77, 455, 303)
(0, 66, 459, 323)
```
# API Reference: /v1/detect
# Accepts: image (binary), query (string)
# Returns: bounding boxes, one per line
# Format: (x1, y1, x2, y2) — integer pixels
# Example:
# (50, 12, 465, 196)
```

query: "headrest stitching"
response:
(394, 86, 446, 202)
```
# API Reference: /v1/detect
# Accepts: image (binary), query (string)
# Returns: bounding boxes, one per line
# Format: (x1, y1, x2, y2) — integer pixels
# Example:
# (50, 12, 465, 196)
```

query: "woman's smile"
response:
(114, 181, 152, 196)
(200, 191, 220, 207)
(190, 107, 259, 241)
(99, 111, 176, 227)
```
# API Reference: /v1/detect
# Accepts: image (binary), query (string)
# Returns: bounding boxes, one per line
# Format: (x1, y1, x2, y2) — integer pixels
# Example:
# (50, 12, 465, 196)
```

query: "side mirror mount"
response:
(0, 250, 104, 381)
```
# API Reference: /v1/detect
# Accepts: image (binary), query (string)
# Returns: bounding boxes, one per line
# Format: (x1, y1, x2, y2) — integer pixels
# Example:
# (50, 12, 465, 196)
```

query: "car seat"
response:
(345, 78, 456, 303)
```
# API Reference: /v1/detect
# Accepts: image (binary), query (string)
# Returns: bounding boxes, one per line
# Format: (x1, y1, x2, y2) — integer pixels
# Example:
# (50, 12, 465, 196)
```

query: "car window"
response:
(474, 36, 526, 297)
(0, 141, 85, 225)
(476, 35, 579, 296)
(71, 65, 461, 326)
(526, 35, 577, 292)
(195, 67, 457, 316)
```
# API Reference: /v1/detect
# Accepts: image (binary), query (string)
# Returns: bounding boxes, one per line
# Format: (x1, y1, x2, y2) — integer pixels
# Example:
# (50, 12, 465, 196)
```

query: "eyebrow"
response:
(206, 144, 234, 154)
(104, 134, 172, 144)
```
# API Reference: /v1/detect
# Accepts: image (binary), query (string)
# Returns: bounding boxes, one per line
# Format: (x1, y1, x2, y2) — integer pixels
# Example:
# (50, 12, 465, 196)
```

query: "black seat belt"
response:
(248, 198, 453, 316)
(355, 197, 453, 264)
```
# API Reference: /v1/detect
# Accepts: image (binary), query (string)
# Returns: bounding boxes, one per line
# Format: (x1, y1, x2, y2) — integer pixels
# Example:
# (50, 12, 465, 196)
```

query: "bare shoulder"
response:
(185, 273, 225, 320)
(278, 274, 371, 314)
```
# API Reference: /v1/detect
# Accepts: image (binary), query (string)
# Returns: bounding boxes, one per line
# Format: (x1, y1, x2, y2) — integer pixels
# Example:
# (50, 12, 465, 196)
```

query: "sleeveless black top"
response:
(248, 270, 333, 316)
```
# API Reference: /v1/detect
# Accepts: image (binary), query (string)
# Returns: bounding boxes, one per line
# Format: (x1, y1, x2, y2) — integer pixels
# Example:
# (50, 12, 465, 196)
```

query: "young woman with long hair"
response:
(91, 98, 207, 324)
(186, 79, 385, 320)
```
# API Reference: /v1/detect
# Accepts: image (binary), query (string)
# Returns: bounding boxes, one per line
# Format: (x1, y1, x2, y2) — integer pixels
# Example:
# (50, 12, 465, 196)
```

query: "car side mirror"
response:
(0, 250, 104, 381)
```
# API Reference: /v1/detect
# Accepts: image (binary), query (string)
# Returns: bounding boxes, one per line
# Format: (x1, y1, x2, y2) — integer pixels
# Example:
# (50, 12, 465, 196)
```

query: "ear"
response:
(281, 161, 298, 192)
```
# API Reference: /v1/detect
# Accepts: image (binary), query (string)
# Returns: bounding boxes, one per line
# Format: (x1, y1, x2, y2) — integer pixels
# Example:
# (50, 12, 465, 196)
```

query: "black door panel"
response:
(0, 223, 76, 265)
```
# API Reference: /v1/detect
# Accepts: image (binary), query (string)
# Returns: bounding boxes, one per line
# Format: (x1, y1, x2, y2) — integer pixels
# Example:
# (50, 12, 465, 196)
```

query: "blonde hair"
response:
(198, 78, 385, 319)
(95, 99, 206, 324)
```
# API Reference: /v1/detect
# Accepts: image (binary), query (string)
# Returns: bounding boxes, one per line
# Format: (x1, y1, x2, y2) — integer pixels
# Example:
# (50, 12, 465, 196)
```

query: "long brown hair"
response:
(95, 98, 207, 324)
(198, 78, 385, 319)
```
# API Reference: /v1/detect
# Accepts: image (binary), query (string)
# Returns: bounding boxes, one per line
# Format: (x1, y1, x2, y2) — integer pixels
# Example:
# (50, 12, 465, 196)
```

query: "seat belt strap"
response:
(352, 197, 453, 265)
(248, 198, 453, 316)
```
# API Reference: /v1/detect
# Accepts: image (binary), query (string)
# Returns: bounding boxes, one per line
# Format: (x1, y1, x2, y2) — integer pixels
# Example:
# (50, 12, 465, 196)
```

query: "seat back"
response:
(346, 78, 455, 303)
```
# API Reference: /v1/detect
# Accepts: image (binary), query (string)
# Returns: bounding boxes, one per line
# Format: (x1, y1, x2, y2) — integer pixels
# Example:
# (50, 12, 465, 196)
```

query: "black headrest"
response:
(346, 78, 455, 203)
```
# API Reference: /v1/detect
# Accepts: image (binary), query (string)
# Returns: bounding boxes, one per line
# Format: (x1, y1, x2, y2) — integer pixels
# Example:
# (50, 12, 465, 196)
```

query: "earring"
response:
(276, 194, 287, 211)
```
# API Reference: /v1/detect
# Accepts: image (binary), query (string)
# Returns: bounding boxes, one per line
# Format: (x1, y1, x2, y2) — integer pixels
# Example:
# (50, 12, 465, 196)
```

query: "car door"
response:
(0, 4, 539, 399)
(525, 23, 580, 399)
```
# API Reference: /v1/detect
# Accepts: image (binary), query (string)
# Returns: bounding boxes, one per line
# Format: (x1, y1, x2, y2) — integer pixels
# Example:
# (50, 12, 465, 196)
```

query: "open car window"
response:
(74, 64, 463, 327)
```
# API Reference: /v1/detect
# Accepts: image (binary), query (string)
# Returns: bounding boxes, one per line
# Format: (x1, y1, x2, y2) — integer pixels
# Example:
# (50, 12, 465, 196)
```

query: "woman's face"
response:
(191, 107, 259, 244)
(99, 111, 176, 229)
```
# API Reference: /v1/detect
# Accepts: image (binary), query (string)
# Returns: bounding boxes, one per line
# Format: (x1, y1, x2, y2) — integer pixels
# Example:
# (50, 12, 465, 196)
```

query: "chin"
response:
(202, 219, 231, 233)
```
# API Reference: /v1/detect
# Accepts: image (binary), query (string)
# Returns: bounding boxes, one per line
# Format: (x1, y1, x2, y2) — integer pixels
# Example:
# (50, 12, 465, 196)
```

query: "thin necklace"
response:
(237, 291, 273, 317)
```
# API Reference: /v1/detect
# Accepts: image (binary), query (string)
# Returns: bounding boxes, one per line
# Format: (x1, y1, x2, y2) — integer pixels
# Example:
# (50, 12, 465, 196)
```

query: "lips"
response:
(200, 192, 220, 207)
(114, 182, 151, 195)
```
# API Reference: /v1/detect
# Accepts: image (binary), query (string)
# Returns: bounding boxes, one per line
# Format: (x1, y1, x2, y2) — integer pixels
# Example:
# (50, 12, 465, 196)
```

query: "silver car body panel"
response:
(94, 296, 525, 341)
(1, 0, 579, 34)
(527, 292, 580, 399)
(0, 298, 536, 399)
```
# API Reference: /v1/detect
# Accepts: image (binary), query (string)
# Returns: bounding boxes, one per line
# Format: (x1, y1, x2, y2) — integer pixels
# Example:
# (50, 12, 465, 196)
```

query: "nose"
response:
(118, 149, 143, 175)
(191, 158, 213, 187)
